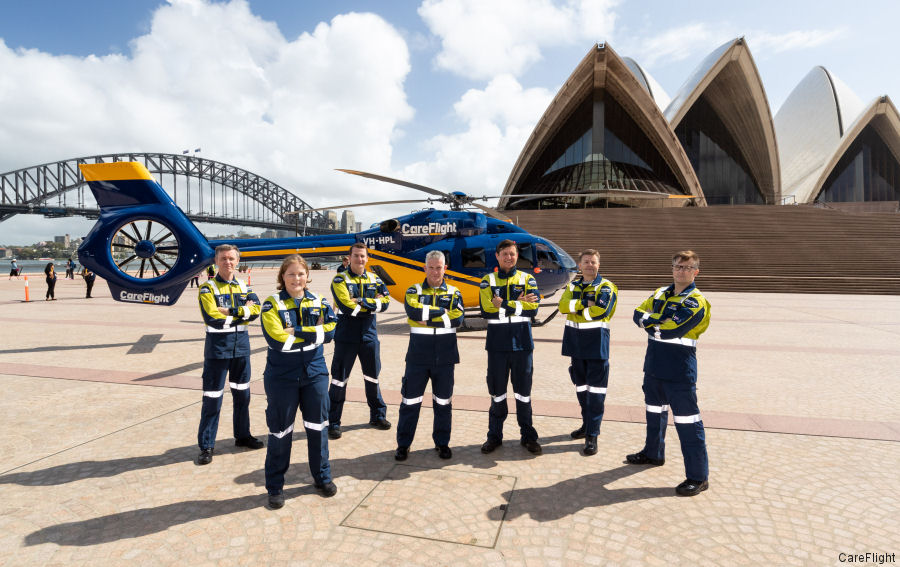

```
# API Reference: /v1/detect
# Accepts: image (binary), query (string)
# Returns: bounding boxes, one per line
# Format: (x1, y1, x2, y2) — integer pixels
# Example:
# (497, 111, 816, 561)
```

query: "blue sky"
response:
(1, 0, 897, 244)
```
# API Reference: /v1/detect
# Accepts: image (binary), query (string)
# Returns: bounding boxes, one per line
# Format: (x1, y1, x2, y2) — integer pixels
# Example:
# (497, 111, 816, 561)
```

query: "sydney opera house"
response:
(497, 38, 900, 295)
(499, 38, 900, 212)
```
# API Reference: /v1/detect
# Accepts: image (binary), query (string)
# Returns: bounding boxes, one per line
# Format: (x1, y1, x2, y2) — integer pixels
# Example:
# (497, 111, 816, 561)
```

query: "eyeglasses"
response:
(672, 265, 698, 272)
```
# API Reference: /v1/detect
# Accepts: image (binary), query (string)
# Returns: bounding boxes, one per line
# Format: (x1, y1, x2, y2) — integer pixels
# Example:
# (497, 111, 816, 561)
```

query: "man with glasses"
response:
(626, 250, 712, 496)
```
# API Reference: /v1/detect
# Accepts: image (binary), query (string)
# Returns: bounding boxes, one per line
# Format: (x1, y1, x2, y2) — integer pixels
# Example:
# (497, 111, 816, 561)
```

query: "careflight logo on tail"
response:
(119, 290, 172, 304)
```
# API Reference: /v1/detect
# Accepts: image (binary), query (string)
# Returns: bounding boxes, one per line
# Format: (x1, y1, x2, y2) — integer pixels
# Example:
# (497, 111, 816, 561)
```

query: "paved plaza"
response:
(0, 268, 898, 566)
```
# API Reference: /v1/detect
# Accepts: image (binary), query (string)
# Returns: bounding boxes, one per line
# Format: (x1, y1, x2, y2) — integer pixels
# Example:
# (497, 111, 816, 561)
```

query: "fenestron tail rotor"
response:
(109, 218, 180, 280)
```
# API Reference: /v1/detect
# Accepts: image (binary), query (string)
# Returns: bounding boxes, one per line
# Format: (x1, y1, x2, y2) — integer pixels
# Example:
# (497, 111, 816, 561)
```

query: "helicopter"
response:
(75, 162, 578, 318)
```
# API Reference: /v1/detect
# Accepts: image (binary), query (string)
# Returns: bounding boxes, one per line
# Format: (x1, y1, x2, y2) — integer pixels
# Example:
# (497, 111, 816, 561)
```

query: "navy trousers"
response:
(198, 356, 251, 450)
(396, 363, 454, 448)
(264, 361, 331, 493)
(641, 374, 709, 481)
(328, 340, 387, 425)
(569, 358, 609, 436)
(486, 350, 538, 443)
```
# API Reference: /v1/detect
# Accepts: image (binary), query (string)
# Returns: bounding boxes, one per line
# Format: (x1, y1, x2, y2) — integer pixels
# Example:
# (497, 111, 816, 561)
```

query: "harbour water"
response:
(6, 258, 77, 275)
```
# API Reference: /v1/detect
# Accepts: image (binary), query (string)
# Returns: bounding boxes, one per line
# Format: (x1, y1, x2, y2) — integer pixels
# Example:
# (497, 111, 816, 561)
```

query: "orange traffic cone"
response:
(24, 275, 30, 302)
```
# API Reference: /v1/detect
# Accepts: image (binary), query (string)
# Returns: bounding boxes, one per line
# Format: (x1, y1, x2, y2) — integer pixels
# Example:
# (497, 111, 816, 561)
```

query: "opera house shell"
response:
(501, 39, 900, 211)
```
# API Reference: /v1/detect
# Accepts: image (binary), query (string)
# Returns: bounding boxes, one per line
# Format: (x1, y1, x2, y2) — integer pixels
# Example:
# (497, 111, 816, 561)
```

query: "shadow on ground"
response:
(22, 437, 671, 547)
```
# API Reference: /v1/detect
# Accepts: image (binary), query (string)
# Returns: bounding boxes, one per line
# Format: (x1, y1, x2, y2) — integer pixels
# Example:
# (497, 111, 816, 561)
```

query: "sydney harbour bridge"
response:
(0, 152, 340, 234)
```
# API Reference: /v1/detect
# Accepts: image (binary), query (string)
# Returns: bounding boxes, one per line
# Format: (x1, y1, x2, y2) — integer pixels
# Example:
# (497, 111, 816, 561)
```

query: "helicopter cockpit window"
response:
(536, 243, 561, 271)
(380, 219, 401, 232)
(516, 243, 534, 269)
(462, 247, 486, 268)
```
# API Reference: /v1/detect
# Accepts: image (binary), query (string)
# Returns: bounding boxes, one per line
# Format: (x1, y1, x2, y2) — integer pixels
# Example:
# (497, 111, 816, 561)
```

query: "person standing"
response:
(336, 256, 349, 273)
(9, 258, 19, 279)
(327, 243, 391, 439)
(260, 255, 338, 508)
(196, 244, 263, 465)
(479, 239, 542, 455)
(66, 258, 74, 279)
(558, 249, 618, 456)
(395, 250, 464, 462)
(82, 267, 96, 298)
(626, 250, 712, 497)
(44, 263, 57, 300)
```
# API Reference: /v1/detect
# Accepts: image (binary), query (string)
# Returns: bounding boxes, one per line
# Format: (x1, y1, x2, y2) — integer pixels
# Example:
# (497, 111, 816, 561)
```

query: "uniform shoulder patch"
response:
(479, 280, 490, 288)
(527, 277, 537, 286)
(199, 287, 212, 294)
(406, 286, 417, 294)
(261, 302, 274, 312)
(332, 276, 344, 284)
(683, 297, 699, 309)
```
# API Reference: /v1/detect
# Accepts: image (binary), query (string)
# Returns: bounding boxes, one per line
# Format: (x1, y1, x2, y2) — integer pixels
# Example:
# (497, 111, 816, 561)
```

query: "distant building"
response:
(54, 234, 71, 247)
(341, 210, 355, 233)
(355, 221, 362, 233)
(0, 247, 10, 258)
(325, 210, 338, 230)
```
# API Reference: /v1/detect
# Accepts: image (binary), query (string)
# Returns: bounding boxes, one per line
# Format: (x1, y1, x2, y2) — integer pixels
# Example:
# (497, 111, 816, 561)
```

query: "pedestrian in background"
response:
(44, 263, 57, 300)
(8, 258, 19, 279)
(83, 267, 96, 298)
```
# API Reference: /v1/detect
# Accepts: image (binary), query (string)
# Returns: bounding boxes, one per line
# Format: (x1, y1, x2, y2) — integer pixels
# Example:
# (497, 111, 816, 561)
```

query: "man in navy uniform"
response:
(626, 250, 712, 497)
(479, 239, 542, 455)
(327, 243, 392, 439)
(395, 250, 464, 461)
(557, 249, 618, 456)
(196, 244, 263, 465)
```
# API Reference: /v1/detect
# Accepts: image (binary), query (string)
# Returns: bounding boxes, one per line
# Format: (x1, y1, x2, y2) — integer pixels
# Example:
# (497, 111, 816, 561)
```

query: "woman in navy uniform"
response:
(261, 255, 338, 509)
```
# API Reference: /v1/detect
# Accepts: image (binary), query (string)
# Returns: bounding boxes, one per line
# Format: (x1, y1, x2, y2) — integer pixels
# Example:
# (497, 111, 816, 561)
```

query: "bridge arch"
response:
(0, 152, 337, 232)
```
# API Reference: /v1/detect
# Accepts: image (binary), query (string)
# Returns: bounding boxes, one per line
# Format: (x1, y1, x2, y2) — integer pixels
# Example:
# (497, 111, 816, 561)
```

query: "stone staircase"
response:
(509, 205, 900, 294)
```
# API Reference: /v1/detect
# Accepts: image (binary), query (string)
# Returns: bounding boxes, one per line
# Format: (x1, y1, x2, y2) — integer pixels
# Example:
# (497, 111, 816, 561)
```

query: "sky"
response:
(1, 0, 898, 245)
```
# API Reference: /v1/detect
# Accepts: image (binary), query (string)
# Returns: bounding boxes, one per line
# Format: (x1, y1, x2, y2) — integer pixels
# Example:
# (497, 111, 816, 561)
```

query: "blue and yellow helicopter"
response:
(76, 162, 577, 316)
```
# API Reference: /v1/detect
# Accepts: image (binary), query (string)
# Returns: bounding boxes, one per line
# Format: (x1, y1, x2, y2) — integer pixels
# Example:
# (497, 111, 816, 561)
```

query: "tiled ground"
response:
(1, 270, 898, 565)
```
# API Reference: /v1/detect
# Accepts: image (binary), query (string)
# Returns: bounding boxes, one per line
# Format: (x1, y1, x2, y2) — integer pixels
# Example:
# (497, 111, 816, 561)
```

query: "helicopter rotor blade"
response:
(286, 199, 433, 215)
(468, 201, 512, 223)
(337, 168, 516, 222)
(336, 169, 449, 198)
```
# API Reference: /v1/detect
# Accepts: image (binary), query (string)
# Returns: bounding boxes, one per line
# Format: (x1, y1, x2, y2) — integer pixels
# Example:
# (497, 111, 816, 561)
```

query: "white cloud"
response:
(626, 23, 846, 70)
(399, 75, 554, 200)
(0, 0, 413, 243)
(419, 0, 617, 80)
(748, 29, 846, 54)
(624, 23, 727, 68)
